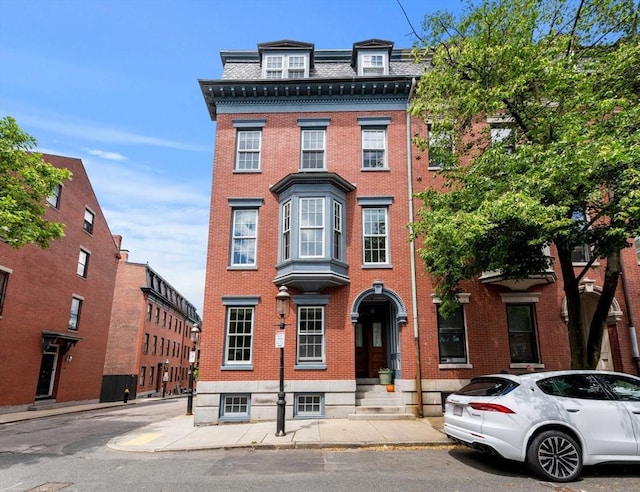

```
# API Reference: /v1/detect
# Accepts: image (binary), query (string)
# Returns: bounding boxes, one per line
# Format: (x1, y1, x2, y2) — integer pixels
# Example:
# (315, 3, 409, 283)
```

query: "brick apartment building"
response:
(195, 39, 640, 424)
(0, 154, 119, 412)
(102, 242, 202, 401)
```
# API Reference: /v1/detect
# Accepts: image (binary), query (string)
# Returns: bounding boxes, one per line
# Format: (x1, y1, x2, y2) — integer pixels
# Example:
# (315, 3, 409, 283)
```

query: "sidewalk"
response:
(1, 398, 451, 452)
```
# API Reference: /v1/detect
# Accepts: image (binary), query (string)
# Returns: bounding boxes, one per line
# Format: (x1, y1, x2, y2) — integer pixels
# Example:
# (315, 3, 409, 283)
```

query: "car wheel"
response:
(526, 430, 582, 482)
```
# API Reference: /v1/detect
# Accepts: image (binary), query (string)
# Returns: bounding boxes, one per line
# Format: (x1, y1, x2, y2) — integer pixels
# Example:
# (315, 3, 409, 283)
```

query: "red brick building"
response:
(195, 39, 640, 424)
(0, 154, 119, 412)
(102, 243, 201, 401)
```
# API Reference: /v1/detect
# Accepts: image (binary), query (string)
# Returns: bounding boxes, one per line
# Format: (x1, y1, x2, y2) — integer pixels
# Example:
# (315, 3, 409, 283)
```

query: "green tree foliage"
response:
(410, 0, 640, 369)
(0, 116, 72, 248)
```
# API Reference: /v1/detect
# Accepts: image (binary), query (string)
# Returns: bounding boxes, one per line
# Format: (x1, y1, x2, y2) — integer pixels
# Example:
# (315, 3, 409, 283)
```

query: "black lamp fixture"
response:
(275, 285, 291, 436)
(186, 323, 201, 416)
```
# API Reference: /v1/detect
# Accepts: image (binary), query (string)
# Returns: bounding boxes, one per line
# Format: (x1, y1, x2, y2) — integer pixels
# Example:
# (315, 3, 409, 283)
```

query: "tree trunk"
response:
(586, 249, 621, 369)
(556, 245, 587, 368)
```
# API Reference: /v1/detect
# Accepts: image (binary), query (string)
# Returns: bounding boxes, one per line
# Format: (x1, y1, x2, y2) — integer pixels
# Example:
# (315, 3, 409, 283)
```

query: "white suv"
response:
(444, 370, 640, 482)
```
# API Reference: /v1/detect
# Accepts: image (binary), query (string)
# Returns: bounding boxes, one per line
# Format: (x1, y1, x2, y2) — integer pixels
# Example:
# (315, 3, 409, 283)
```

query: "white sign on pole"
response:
(275, 332, 285, 348)
(189, 351, 196, 363)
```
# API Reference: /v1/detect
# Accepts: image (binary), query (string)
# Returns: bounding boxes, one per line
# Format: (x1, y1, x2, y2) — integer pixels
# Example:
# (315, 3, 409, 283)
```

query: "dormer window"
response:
(361, 54, 385, 75)
(352, 39, 393, 77)
(263, 53, 309, 79)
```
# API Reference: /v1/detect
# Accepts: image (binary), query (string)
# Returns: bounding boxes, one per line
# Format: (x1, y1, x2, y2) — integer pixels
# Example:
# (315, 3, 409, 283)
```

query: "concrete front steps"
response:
(348, 382, 416, 420)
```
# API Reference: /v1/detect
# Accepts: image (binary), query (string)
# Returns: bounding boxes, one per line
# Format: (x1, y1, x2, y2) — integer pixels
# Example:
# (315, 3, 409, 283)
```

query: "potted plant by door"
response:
(378, 368, 393, 385)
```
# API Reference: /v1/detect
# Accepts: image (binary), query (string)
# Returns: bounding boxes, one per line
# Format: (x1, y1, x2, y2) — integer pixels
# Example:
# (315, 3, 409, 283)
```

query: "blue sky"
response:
(0, 0, 459, 314)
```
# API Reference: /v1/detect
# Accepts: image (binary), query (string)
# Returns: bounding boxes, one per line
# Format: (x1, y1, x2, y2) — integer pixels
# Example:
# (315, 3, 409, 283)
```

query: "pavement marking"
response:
(121, 433, 163, 445)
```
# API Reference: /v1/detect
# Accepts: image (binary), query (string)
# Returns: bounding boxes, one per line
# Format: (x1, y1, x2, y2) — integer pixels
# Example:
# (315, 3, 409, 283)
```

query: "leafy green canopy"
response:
(410, 0, 639, 367)
(0, 116, 72, 248)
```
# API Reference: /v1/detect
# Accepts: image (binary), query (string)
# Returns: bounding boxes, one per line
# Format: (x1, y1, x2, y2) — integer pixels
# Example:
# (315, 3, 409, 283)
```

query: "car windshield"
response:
(454, 377, 518, 397)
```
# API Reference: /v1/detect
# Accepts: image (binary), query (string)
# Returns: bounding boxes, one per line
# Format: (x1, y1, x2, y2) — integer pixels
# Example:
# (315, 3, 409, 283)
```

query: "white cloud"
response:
(85, 148, 127, 161)
(2, 102, 210, 153)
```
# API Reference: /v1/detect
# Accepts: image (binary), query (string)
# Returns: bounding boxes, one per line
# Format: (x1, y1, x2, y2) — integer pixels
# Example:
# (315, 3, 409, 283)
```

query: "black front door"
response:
(36, 349, 58, 399)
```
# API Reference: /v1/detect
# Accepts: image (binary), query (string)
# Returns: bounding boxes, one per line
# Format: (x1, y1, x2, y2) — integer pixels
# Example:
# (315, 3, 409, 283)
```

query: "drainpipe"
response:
(619, 251, 640, 374)
(406, 77, 423, 417)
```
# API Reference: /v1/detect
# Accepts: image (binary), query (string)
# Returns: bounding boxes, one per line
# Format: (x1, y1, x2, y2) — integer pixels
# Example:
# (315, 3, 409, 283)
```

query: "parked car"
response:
(444, 370, 640, 482)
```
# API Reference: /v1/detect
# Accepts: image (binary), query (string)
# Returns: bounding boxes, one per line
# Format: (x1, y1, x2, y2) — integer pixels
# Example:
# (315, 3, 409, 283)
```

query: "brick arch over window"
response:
(350, 280, 407, 325)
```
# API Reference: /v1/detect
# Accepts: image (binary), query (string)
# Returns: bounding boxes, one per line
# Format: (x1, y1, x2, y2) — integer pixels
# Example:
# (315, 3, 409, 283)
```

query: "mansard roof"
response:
(200, 39, 429, 120)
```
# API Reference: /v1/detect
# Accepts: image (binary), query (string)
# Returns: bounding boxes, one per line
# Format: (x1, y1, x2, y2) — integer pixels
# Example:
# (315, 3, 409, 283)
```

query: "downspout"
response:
(619, 251, 640, 374)
(406, 77, 423, 417)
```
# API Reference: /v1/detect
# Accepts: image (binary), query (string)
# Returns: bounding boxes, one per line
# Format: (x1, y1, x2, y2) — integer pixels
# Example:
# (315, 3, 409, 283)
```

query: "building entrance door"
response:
(36, 345, 58, 399)
(355, 303, 389, 378)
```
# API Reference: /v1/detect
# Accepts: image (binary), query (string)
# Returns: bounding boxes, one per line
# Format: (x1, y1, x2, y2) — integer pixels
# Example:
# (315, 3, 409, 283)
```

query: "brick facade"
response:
(196, 39, 640, 424)
(104, 247, 201, 400)
(0, 154, 119, 412)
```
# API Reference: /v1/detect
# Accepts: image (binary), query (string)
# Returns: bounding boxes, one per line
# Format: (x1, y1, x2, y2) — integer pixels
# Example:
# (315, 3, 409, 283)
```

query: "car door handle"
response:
(566, 409, 580, 413)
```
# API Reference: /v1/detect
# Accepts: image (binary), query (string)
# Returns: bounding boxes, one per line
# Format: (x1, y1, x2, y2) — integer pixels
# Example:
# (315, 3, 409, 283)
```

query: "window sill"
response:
(227, 266, 258, 271)
(221, 365, 253, 371)
(233, 170, 261, 174)
(294, 364, 326, 370)
(438, 363, 473, 370)
(362, 264, 392, 269)
(510, 363, 544, 370)
(360, 167, 390, 172)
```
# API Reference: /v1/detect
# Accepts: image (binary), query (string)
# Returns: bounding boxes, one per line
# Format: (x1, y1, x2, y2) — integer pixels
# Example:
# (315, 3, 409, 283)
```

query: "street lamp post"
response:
(186, 323, 201, 416)
(162, 358, 169, 398)
(275, 285, 290, 437)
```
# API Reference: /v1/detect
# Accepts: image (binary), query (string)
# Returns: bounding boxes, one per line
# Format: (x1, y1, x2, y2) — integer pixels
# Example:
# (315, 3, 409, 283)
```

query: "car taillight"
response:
(469, 402, 515, 413)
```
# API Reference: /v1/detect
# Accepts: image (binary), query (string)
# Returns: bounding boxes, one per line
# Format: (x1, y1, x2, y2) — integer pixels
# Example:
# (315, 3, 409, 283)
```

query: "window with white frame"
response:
(220, 394, 250, 419)
(149, 366, 155, 386)
(287, 55, 306, 78)
(282, 200, 291, 261)
(428, 125, 454, 169)
(490, 125, 515, 153)
(140, 366, 146, 386)
(225, 306, 254, 365)
(77, 249, 90, 277)
(570, 210, 591, 263)
(236, 130, 261, 171)
(299, 197, 324, 257)
(295, 393, 323, 417)
(47, 184, 61, 208)
(301, 129, 326, 170)
(362, 54, 384, 75)
(436, 304, 467, 363)
(68, 296, 83, 331)
(333, 202, 342, 260)
(362, 129, 386, 168)
(143, 333, 149, 354)
(263, 54, 308, 79)
(231, 209, 258, 267)
(83, 208, 95, 234)
(506, 304, 540, 363)
(297, 306, 324, 364)
(0, 268, 9, 316)
(362, 207, 388, 265)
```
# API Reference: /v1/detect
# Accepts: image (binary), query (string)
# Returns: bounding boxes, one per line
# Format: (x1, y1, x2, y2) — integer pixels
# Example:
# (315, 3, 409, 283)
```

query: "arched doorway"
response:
(351, 281, 407, 379)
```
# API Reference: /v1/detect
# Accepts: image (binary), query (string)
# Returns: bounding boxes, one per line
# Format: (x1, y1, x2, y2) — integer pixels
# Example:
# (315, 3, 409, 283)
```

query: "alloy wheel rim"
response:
(537, 435, 580, 480)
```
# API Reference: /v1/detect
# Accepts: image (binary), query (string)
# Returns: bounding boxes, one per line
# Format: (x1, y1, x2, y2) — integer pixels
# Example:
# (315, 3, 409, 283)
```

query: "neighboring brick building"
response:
(102, 241, 202, 401)
(0, 154, 119, 412)
(195, 39, 640, 424)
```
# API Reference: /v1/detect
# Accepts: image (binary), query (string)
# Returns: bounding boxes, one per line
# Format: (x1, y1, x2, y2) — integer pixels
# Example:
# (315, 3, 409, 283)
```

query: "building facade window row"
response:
(229, 196, 392, 270)
(233, 118, 391, 173)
